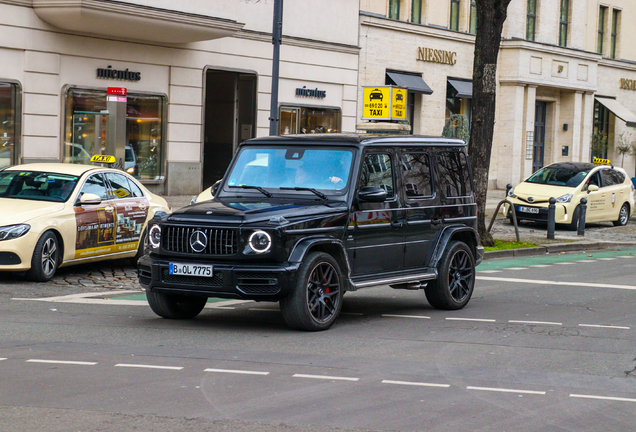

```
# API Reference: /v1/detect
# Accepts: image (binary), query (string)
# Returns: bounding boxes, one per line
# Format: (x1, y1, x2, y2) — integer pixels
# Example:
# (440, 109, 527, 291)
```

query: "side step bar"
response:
(351, 272, 436, 290)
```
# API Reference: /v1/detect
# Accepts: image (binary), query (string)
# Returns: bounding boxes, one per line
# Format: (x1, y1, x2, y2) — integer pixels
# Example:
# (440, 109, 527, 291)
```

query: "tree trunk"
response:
(468, 0, 512, 247)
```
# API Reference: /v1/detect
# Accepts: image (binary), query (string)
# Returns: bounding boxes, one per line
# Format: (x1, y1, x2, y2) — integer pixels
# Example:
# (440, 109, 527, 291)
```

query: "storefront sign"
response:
(620, 78, 636, 91)
(361, 86, 407, 121)
(97, 65, 141, 82)
(296, 86, 327, 98)
(107, 87, 127, 96)
(417, 48, 457, 66)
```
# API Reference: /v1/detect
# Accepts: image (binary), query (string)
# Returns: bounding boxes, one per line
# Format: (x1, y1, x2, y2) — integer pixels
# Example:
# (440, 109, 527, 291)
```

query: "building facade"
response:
(0, 0, 360, 194)
(359, 0, 636, 188)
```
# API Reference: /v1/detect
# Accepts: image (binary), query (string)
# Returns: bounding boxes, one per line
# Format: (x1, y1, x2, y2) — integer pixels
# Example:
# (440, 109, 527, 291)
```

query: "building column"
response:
(581, 92, 595, 163)
(523, 85, 537, 179)
(571, 91, 583, 162)
(496, 83, 526, 188)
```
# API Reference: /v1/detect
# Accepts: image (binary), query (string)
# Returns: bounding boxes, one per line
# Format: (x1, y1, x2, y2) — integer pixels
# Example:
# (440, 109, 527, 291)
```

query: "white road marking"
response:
(596, 257, 616, 261)
(617, 256, 635, 259)
(27, 359, 96, 366)
(0, 358, 6, 361)
(204, 368, 269, 376)
(115, 363, 183, 371)
(293, 374, 359, 382)
(249, 308, 279, 312)
(383, 314, 431, 319)
(446, 317, 496, 323)
(509, 320, 562, 326)
(13, 290, 139, 302)
(529, 265, 552, 268)
(382, 380, 450, 388)
(570, 394, 636, 403)
(554, 262, 577, 265)
(477, 276, 636, 291)
(507, 267, 528, 270)
(576, 260, 592, 263)
(467, 386, 546, 395)
(578, 324, 630, 330)
(477, 270, 501, 273)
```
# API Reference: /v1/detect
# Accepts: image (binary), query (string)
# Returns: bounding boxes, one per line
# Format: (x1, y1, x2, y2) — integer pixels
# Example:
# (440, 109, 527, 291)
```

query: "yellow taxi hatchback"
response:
(0, 163, 171, 281)
(505, 162, 634, 230)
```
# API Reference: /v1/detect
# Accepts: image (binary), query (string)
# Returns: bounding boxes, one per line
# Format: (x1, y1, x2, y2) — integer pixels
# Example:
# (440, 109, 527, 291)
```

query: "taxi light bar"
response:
(592, 157, 612, 166)
(91, 155, 116, 164)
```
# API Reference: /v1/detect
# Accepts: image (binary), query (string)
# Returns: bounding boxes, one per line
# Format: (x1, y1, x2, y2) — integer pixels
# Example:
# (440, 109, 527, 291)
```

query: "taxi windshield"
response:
(0, 171, 80, 202)
(224, 147, 354, 195)
(526, 166, 589, 187)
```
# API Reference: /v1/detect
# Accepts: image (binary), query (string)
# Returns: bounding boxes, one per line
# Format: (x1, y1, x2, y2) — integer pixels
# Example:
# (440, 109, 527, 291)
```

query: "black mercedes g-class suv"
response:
(138, 134, 484, 331)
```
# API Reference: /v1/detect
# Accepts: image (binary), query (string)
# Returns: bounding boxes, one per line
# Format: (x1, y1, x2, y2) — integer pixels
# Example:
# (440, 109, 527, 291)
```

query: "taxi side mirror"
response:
(79, 193, 102, 205)
(587, 184, 599, 193)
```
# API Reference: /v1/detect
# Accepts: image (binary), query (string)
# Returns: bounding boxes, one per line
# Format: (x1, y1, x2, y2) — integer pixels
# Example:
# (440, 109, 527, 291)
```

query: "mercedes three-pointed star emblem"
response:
(189, 230, 208, 253)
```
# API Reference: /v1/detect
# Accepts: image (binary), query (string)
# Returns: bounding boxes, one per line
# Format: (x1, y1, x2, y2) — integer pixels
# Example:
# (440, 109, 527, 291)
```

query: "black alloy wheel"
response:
(26, 231, 60, 282)
(425, 241, 475, 310)
(613, 203, 630, 227)
(280, 252, 343, 331)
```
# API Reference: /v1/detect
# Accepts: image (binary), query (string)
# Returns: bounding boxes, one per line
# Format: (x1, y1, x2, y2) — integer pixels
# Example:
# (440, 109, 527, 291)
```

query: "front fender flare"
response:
(288, 236, 353, 286)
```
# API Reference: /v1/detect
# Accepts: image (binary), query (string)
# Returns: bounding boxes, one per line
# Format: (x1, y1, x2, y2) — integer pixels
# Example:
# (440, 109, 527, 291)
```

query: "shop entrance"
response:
(202, 69, 257, 189)
(533, 101, 547, 172)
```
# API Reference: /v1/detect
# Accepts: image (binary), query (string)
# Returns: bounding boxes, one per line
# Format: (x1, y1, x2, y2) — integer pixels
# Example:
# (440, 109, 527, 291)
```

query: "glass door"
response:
(279, 107, 299, 135)
(67, 112, 108, 165)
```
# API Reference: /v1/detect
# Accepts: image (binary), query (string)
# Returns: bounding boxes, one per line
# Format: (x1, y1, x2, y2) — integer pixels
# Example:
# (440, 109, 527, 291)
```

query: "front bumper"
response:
(504, 200, 575, 224)
(137, 255, 300, 300)
(0, 231, 38, 271)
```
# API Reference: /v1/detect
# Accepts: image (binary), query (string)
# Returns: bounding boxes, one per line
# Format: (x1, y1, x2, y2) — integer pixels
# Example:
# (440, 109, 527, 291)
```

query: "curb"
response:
(484, 241, 636, 260)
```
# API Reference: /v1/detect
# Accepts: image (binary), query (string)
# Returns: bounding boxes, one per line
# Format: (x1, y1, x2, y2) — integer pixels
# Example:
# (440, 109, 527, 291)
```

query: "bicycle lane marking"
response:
(477, 276, 636, 291)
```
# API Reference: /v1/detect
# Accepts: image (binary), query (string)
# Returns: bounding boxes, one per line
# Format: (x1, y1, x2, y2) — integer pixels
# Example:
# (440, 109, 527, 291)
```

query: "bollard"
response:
(506, 183, 513, 197)
(547, 197, 556, 240)
(577, 198, 587, 236)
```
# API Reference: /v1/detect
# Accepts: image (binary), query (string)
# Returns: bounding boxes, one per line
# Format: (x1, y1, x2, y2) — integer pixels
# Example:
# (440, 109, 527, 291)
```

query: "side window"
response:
(127, 177, 144, 198)
(360, 153, 394, 198)
(105, 172, 132, 199)
(437, 151, 470, 197)
(79, 174, 109, 200)
(586, 171, 601, 188)
(611, 169, 625, 185)
(601, 169, 616, 187)
(458, 152, 473, 195)
(402, 153, 433, 198)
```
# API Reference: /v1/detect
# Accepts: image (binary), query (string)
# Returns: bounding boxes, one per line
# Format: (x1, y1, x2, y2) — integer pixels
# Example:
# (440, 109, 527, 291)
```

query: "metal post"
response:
(577, 198, 587, 236)
(268, 0, 284, 136)
(547, 197, 556, 240)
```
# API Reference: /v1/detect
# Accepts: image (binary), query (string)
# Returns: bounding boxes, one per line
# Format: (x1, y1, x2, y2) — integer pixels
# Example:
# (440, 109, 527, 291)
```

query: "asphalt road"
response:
(1, 248, 636, 432)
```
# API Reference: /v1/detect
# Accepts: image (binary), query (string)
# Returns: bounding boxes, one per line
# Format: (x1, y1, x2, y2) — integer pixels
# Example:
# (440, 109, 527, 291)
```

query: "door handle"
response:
(431, 218, 443, 226)
(104, 206, 114, 212)
(391, 221, 404, 229)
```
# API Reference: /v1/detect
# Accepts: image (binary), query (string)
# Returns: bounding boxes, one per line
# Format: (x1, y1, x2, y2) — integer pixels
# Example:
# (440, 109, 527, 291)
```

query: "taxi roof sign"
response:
(90, 155, 116, 164)
(593, 157, 612, 166)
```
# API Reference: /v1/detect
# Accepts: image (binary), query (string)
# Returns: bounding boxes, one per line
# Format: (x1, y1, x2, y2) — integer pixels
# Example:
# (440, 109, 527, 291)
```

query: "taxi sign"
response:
(90, 155, 116, 164)
(593, 157, 611, 165)
(362, 86, 407, 121)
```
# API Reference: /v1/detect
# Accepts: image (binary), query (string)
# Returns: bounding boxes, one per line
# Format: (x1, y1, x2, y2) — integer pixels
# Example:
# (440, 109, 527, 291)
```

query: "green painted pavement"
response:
(479, 247, 636, 271)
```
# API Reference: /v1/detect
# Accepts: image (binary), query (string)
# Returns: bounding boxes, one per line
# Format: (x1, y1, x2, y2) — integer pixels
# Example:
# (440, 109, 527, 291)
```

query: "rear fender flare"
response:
(426, 226, 478, 269)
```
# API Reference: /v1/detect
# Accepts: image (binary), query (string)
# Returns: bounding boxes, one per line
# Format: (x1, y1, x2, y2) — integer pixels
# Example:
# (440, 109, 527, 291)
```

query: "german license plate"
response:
(169, 263, 213, 277)
(518, 206, 540, 214)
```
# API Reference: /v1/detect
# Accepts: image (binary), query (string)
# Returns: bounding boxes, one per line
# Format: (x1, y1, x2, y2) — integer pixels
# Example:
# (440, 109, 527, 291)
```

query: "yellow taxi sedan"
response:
(0, 163, 171, 281)
(505, 161, 635, 230)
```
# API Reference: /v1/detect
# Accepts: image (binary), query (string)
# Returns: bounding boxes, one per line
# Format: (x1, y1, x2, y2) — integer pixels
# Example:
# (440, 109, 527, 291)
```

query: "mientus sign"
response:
(416, 47, 457, 66)
(620, 78, 636, 91)
(97, 65, 141, 82)
(296, 86, 327, 98)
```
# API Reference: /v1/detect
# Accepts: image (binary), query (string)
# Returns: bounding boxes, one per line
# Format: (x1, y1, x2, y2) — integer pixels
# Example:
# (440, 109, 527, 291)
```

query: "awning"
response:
(386, 72, 433, 95)
(447, 79, 473, 98)
(595, 97, 636, 128)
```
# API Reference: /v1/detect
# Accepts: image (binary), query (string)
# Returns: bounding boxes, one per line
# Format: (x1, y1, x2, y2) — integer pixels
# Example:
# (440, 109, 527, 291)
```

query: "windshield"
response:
(526, 166, 589, 187)
(224, 147, 355, 195)
(0, 171, 80, 202)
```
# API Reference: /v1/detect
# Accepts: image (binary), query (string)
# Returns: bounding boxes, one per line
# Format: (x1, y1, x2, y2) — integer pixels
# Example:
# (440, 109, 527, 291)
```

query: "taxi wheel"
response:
(613, 203, 630, 227)
(566, 205, 581, 231)
(26, 231, 60, 282)
(146, 291, 207, 319)
(425, 241, 475, 310)
(280, 252, 343, 331)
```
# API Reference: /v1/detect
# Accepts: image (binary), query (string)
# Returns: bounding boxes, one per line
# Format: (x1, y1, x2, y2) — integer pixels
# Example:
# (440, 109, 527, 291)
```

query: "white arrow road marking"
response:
(204, 368, 269, 375)
(467, 386, 546, 395)
(27, 359, 96, 366)
(382, 380, 450, 388)
(477, 276, 636, 290)
(293, 374, 359, 382)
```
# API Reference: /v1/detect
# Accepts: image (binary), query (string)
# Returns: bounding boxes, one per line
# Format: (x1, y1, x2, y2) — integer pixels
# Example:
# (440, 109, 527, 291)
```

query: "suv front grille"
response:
(162, 226, 238, 255)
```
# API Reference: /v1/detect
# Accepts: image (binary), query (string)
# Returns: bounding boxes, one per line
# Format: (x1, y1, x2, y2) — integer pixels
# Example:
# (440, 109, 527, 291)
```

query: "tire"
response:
(280, 252, 343, 331)
(26, 231, 60, 282)
(566, 205, 581, 231)
(613, 203, 630, 227)
(146, 291, 207, 319)
(425, 241, 475, 310)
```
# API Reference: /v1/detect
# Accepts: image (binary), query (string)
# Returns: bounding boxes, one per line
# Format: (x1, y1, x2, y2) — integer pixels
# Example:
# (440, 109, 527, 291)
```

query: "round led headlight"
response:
(149, 224, 162, 249)
(248, 230, 272, 254)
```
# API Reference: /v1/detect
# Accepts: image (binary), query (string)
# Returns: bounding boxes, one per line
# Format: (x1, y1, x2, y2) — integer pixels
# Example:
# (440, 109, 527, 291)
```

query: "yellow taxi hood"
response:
(513, 182, 574, 203)
(0, 198, 65, 225)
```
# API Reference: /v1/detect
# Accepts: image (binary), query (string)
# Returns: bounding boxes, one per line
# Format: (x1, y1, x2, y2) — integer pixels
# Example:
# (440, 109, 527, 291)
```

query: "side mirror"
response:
(357, 186, 387, 203)
(211, 179, 222, 197)
(79, 193, 102, 205)
(587, 184, 599, 193)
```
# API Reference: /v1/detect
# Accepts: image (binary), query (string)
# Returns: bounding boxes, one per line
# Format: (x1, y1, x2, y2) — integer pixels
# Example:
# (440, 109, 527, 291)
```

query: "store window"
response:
(279, 106, 341, 135)
(592, 100, 610, 159)
(597, 6, 607, 54)
(526, 0, 537, 41)
(411, 0, 422, 24)
(611, 9, 620, 59)
(445, 80, 472, 136)
(0, 82, 20, 169)
(64, 88, 165, 181)
(450, 0, 460, 31)
(558, 0, 569, 47)
(469, 1, 477, 34)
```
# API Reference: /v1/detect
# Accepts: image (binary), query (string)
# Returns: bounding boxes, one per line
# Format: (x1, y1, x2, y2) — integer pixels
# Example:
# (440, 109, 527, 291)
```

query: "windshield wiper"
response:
(229, 185, 272, 198)
(279, 187, 327, 200)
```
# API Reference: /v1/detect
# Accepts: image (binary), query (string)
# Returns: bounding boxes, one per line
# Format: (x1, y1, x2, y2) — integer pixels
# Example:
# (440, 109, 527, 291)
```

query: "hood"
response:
(513, 182, 574, 203)
(166, 198, 347, 225)
(0, 198, 66, 225)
